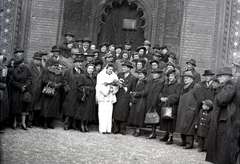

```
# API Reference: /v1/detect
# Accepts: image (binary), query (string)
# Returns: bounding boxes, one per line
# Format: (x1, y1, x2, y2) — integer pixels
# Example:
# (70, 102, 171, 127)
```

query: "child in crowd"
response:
(195, 100, 213, 152)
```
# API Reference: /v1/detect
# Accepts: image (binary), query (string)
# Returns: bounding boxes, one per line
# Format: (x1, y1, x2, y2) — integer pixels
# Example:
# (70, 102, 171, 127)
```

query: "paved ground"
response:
(0, 122, 211, 164)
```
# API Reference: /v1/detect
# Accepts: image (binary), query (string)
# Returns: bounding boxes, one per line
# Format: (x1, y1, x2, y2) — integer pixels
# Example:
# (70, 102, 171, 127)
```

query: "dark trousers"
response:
(64, 116, 76, 129)
(113, 120, 127, 133)
(198, 136, 207, 150)
(181, 134, 194, 147)
(28, 110, 41, 126)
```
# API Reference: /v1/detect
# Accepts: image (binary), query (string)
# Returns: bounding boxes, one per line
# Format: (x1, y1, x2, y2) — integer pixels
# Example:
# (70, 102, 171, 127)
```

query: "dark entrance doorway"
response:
(97, 0, 145, 51)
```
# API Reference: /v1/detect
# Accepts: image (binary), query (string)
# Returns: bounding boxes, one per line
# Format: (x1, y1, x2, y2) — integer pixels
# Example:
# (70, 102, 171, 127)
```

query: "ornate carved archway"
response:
(89, 0, 153, 45)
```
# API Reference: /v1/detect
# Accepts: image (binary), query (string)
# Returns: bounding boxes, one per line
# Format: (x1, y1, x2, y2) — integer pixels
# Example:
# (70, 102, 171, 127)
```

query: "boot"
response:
(166, 136, 173, 145)
(160, 133, 169, 141)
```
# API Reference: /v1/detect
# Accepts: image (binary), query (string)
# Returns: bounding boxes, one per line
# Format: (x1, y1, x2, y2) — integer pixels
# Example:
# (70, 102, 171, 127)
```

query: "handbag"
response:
(144, 107, 160, 124)
(42, 82, 55, 96)
(22, 92, 32, 103)
(161, 102, 173, 119)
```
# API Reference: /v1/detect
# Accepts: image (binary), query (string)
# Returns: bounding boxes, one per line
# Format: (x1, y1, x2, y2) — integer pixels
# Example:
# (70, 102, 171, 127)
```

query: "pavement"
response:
(0, 121, 211, 164)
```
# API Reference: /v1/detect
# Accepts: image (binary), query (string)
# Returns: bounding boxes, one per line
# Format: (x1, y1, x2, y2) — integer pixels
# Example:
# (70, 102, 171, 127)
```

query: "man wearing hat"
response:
(59, 32, 77, 58)
(183, 59, 201, 83)
(131, 58, 146, 77)
(146, 53, 166, 74)
(159, 45, 169, 63)
(46, 47, 68, 71)
(199, 70, 215, 101)
(75, 37, 83, 50)
(28, 52, 45, 127)
(152, 44, 160, 53)
(206, 67, 237, 164)
(143, 40, 153, 60)
(62, 56, 84, 131)
(102, 52, 115, 69)
(113, 61, 137, 135)
(124, 40, 133, 53)
(176, 71, 204, 149)
(80, 37, 92, 55)
(115, 44, 123, 60)
(81, 51, 95, 73)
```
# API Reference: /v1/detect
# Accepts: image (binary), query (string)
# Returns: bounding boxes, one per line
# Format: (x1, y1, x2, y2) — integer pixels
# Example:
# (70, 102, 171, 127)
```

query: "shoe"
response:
(177, 142, 186, 146)
(80, 126, 85, 132)
(0, 130, 4, 134)
(64, 127, 68, 130)
(132, 131, 137, 136)
(43, 123, 48, 129)
(134, 132, 141, 137)
(146, 134, 156, 139)
(106, 132, 111, 134)
(183, 145, 193, 149)
(13, 126, 17, 130)
(102, 132, 106, 134)
(160, 134, 169, 141)
(166, 137, 173, 145)
(84, 126, 89, 132)
(121, 131, 126, 135)
(21, 125, 28, 130)
(198, 149, 206, 152)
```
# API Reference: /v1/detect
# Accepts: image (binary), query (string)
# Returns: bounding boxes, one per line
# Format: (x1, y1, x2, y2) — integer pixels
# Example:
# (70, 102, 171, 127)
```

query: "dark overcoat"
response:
(196, 108, 212, 137)
(0, 66, 9, 122)
(40, 67, 63, 119)
(199, 81, 214, 101)
(62, 67, 83, 117)
(206, 79, 237, 164)
(113, 72, 137, 121)
(59, 39, 77, 58)
(175, 82, 204, 135)
(159, 81, 183, 132)
(9, 64, 31, 114)
(28, 61, 45, 111)
(129, 78, 147, 126)
(74, 73, 96, 121)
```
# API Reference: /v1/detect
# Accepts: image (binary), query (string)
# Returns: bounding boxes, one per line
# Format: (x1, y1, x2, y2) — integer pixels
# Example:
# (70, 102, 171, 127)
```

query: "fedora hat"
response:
(151, 68, 163, 73)
(33, 52, 42, 60)
(136, 46, 147, 52)
(83, 37, 92, 43)
(232, 56, 240, 67)
(166, 69, 176, 77)
(39, 50, 48, 56)
(152, 52, 162, 57)
(73, 56, 84, 63)
(153, 44, 160, 50)
(136, 68, 147, 75)
(186, 59, 196, 66)
(168, 52, 177, 59)
(124, 40, 132, 45)
(121, 60, 133, 68)
(216, 67, 233, 77)
(85, 51, 94, 57)
(202, 70, 214, 76)
(159, 45, 168, 50)
(76, 37, 83, 42)
(133, 58, 146, 65)
(182, 71, 194, 78)
(65, 32, 74, 37)
(115, 44, 123, 49)
(51, 46, 60, 52)
(149, 59, 159, 65)
(99, 42, 109, 48)
(143, 40, 151, 46)
(14, 47, 24, 53)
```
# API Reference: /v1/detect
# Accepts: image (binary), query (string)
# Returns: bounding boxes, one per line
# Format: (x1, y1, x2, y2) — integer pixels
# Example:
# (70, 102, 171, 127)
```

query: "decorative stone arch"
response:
(89, 0, 153, 45)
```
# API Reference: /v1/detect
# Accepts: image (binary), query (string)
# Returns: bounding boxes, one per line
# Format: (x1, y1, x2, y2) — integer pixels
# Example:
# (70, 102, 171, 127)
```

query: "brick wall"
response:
(28, 0, 62, 59)
(179, 0, 216, 74)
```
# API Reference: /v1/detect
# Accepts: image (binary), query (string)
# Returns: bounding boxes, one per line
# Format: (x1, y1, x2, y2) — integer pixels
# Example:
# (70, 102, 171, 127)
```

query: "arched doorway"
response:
(97, 0, 146, 50)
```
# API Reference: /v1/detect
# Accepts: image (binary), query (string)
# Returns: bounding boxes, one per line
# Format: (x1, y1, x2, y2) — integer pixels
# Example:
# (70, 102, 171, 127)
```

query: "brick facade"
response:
(179, 0, 216, 74)
(27, 0, 63, 59)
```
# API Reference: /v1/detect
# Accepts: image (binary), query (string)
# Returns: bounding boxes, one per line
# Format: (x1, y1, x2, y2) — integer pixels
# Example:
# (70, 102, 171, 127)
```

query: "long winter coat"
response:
(75, 73, 96, 121)
(28, 61, 45, 111)
(9, 64, 31, 114)
(206, 79, 237, 164)
(129, 78, 148, 126)
(113, 72, 137, 122)
(159, 81, 182, 132)
(40, 66, 63, 119)
(175, 81, 204, 135)
(62, 67, 83, 117)
(0, 66, 9, 122)
(196, 108, 212, 138)
(199, 81, 214, 101)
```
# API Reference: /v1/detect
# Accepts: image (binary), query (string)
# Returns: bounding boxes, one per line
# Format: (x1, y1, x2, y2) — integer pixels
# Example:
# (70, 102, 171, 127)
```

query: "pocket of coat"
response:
(218, 118, 227, 135)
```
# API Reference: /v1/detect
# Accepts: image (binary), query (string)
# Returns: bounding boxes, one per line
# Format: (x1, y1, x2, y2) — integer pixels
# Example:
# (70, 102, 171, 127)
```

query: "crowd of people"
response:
(0, 31, 239, 164)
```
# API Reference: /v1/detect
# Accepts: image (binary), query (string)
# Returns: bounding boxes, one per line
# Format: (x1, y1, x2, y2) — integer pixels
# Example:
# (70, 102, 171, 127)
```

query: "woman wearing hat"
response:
(206, 67, 237, 164)
(128, 68, 148, 137)
(40, 61, 64, 129)
(144, 68, 164, 139)
(0, 53, 8, 133)
(175, 71, 204, 149)
(9, 47, 32, 130)
(75, 63, 96, 132)
(159, 69, 183, 144)
(62, 56, 84, 130)
(131, 58, 146, 78)
(98, 42, 109, 60)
